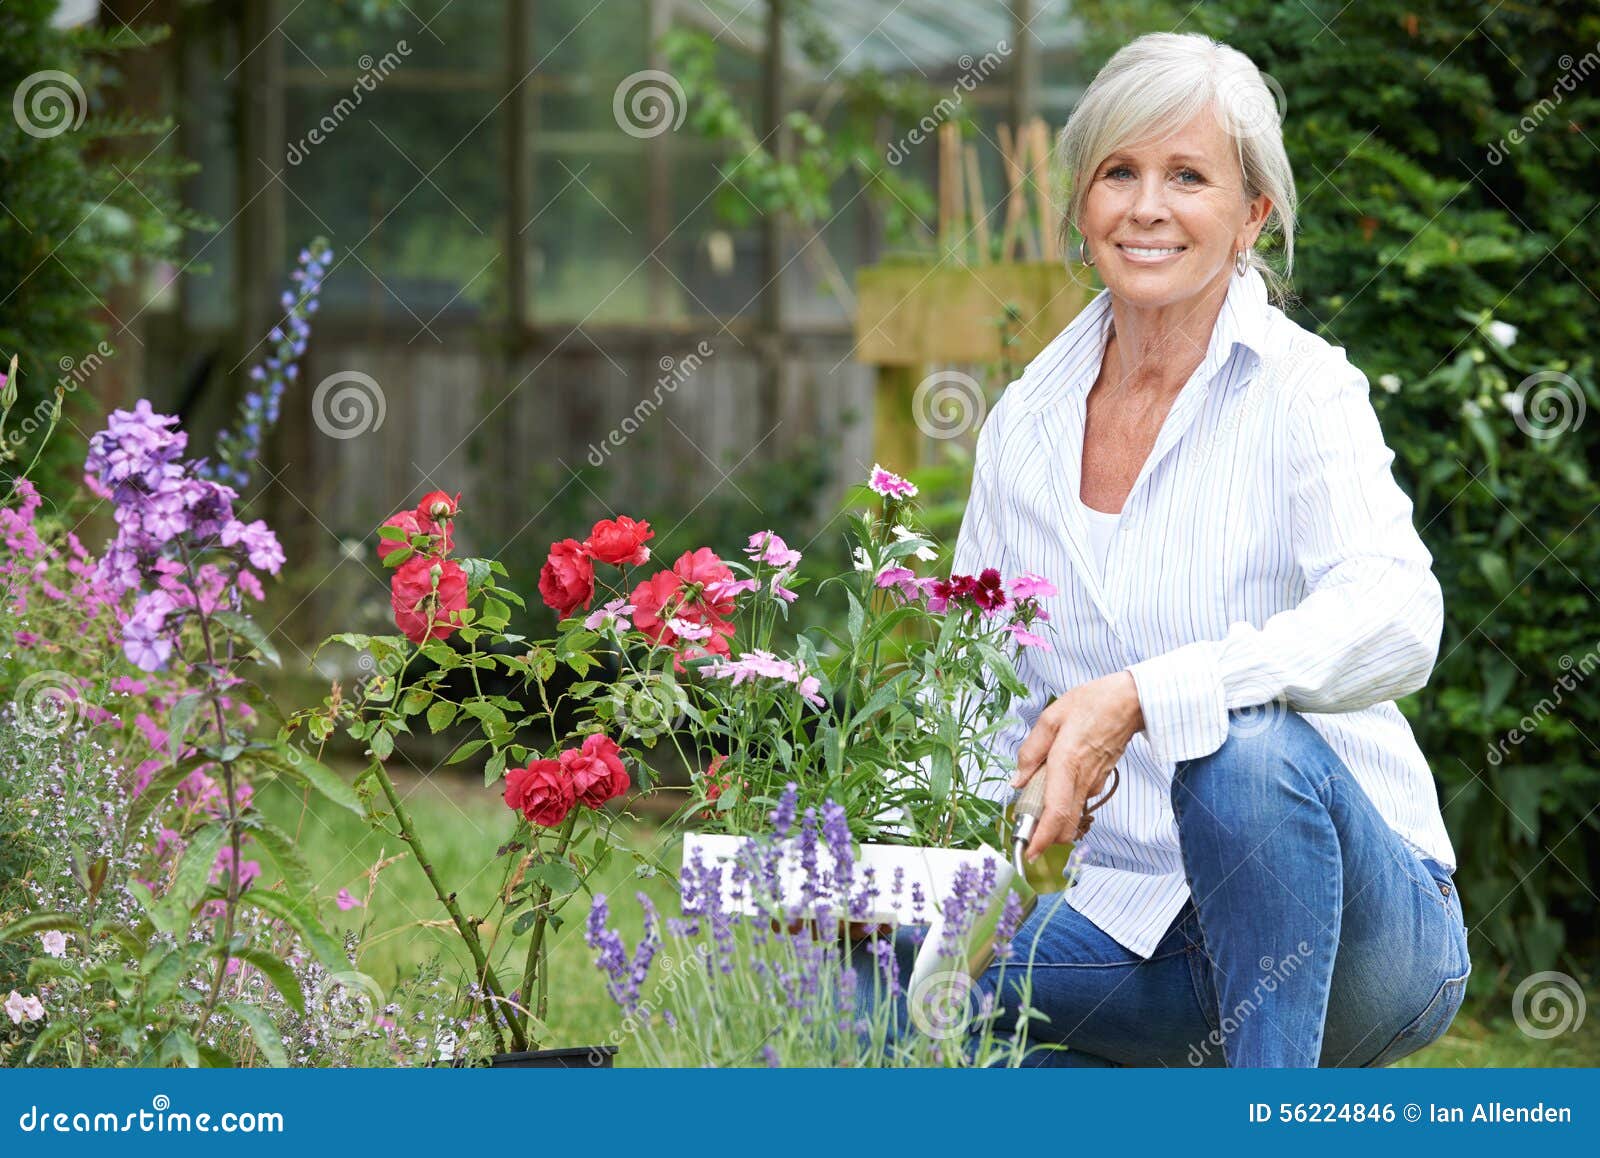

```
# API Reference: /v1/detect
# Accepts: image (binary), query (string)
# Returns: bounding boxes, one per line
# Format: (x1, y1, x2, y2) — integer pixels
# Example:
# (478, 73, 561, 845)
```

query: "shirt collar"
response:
(1046, 264, 1273, 404)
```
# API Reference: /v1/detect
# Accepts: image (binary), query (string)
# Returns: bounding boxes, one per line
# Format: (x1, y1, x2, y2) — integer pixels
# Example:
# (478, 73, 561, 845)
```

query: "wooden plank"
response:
(855, 261, 1093, 366)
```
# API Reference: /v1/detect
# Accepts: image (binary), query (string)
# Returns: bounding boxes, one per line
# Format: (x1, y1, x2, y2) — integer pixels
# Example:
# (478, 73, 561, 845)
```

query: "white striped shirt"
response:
(952, 265, 1457, 958)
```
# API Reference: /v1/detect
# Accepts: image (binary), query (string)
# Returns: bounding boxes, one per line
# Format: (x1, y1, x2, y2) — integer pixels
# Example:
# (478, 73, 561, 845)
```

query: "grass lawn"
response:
(260, 766, 1599, 1067)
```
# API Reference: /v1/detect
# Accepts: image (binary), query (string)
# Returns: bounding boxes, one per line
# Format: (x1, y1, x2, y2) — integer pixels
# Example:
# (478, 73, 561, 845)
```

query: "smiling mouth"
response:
(1117, 244, 1187, 257)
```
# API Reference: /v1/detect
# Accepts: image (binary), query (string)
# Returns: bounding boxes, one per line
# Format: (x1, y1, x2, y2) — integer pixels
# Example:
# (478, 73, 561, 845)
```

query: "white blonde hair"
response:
(1054, 32, 1298, 304)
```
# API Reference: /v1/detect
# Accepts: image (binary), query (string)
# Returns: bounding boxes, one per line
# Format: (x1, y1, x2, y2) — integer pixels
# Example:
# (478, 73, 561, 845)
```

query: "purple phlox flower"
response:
(220, 517, 286, 574)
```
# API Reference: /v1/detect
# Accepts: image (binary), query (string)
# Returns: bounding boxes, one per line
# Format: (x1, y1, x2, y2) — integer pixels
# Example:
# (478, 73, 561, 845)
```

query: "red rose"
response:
(563, 734, 629, 809)
(377, 508, 453, 563)
(417, 489, 461, 523)
(631, 563, 735, 670)
(538, 538, 595, 620)
(503, 758, 575, 827)
(390, 556, 469, 643)
(584, 515, 654, 567)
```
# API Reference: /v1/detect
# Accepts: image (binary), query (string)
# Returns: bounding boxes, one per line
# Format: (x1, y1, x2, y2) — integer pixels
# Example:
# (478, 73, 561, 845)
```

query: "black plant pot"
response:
(488, 1045, 616, 1069)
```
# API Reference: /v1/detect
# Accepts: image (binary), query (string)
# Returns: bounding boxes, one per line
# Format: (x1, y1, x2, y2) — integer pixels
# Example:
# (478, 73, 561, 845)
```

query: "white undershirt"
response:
(1081, 502, 1121, 578)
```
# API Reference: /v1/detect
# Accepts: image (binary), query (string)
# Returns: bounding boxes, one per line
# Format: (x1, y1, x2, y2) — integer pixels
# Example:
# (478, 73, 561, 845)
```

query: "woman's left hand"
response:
(1012, 671, 1145, 861)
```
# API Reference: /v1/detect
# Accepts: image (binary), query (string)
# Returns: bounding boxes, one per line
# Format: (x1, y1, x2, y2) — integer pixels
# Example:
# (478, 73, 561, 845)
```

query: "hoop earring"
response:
(1234, 248, 1250, 276)
(1082, 242, 1095, 267)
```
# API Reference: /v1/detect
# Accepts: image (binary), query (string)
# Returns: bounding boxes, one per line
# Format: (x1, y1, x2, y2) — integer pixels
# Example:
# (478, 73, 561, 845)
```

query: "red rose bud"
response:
(378, 507, 453, 563)
(417, 489, 461, 523)
(390, 555, 469, 643)
(538, 538, 595, 620)
(563, 733, 630, 809)
(584, 515, 654, 566)
(503, 758, 576, 827)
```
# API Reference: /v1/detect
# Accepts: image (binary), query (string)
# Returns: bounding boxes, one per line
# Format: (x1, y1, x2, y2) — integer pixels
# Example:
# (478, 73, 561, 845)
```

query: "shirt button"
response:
(1439, 882, 1451, 896)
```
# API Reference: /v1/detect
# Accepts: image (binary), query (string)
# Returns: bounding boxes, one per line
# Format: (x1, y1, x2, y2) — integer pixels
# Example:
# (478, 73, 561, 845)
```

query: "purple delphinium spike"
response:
(203, 238, 333, 492)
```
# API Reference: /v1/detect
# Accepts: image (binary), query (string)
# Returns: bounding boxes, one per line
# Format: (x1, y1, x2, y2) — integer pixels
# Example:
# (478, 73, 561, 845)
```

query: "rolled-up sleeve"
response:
(1127, 354, 1444, 764)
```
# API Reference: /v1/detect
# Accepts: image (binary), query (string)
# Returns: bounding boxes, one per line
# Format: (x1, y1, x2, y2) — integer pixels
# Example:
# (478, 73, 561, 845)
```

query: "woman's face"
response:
(1079, 108, 1271, 310)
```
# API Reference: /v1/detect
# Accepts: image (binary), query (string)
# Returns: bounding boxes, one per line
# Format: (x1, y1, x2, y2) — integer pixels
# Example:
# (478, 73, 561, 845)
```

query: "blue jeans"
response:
(967, 709, 1470, 1067)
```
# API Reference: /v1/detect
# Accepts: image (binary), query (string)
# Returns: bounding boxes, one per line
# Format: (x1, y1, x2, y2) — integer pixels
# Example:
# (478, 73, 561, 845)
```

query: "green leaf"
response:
(525, 861, 583, 896)
(484, 747, 508, 787)
(846, 589, 866, 643)
(426, 700, 459, 733)
(447, 739, 487, 765)
(167, 692, 205, 763)
(211, 610, 282, 669)
(240, 890, 344, 968)
(233, 948, 306, 1015)
(127, 755, 212, 834)
(263, 744, 364, 815)
(171, 824, 227, 911)
(224, 1000, 289, 1067)
(0, 912, 90, 946)
(246, 817, 313, 895)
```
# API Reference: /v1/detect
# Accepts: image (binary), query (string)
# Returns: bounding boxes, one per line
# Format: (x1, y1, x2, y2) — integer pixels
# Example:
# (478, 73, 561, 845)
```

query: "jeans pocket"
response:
(1364, 966, 1471, 1067)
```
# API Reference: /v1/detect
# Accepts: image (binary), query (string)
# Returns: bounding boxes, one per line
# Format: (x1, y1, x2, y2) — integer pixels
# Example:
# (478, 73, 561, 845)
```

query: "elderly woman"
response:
(957, 32, 1467, 1067)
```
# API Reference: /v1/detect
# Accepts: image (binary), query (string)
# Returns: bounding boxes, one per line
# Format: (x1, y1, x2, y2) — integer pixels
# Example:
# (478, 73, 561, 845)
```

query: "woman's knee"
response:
(1169, 706, 1332, 831)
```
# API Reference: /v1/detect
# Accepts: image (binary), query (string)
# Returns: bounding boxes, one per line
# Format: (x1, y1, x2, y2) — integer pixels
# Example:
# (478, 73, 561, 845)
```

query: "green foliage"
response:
(0, 0, 208, 496)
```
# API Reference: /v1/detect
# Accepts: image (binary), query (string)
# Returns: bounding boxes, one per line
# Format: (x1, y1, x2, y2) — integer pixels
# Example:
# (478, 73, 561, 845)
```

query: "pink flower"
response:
(867, 463, 918, 500)
(704, 650, 826, 708)
(335, 888, 363, 911)
(704, 577, 760, 601)
(666, 616, 714, 642)
(209, 846, 261, 892)
(769, 574, 798, 603)
(5, 991, 45, 1025)
(583, 598, 635, 632)
(745, 530, 801, 569)
(874, 566, 922, 602)
(39, 931, 68, 958)
(1002, 623, 1052, 651)
(1009, 572, 1058, 600)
